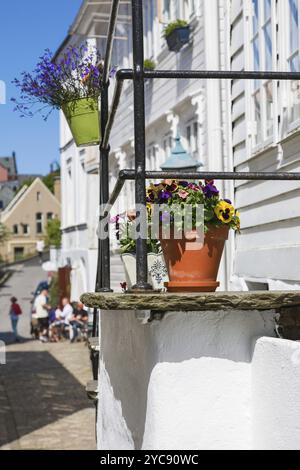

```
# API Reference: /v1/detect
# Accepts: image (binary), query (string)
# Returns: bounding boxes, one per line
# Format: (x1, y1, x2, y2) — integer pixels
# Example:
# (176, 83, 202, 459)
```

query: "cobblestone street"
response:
(0, 259, 96, 450)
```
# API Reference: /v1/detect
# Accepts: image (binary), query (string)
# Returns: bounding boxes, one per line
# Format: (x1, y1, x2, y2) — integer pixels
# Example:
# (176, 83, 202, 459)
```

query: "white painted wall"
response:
(252, 337, 300, 450)
(96, 307, 300, 450)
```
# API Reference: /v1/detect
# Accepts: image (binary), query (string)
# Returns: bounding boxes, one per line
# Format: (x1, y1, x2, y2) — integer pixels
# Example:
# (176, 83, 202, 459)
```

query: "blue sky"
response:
(0, 0, 82, 175)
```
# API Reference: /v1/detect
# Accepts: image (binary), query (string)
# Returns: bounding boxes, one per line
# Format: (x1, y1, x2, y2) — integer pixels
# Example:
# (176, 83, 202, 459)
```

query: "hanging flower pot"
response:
(147, 180, 241, 293)
(163, 20, 190, 53)
(160, 225, 229, 293)
(62, 97, 100, 147)
(12, 43, 113, 148)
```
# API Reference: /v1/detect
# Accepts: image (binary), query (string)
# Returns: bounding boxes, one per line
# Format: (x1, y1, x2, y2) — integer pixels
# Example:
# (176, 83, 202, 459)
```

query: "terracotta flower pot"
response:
(160, 225, 229, 293)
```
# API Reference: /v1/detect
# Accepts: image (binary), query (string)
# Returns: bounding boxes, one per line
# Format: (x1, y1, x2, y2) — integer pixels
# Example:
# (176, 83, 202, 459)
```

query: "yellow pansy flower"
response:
(214, 201, 235, 224)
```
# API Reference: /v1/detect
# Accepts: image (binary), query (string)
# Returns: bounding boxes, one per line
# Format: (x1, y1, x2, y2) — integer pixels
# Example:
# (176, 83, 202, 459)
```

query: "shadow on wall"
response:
(0, 351, 92, 448)
(100, 309, 276, 449)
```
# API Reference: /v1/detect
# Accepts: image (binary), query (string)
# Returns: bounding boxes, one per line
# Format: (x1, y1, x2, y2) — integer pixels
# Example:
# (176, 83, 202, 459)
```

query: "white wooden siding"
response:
(230, 0, 300, 285)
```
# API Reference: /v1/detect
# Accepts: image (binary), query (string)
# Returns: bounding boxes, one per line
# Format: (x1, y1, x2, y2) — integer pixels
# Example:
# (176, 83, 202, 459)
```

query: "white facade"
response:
(230, 0, 300, 290)
(59, 0, 300, 299)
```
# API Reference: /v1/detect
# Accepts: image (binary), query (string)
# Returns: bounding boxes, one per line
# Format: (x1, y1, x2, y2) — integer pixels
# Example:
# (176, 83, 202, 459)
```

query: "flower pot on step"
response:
(62, 97, 100, 147)
(160, 225, 229, 293)
(121, 253, 169, 290)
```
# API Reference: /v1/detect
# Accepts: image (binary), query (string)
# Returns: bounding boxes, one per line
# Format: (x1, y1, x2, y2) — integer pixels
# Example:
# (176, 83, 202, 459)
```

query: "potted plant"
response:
(147, 180, 240, 292)
(163, 20, 190, 52)
(12, 44, 112, 147)
(144, 59, 156, 71)
(111, 213, 169, 291)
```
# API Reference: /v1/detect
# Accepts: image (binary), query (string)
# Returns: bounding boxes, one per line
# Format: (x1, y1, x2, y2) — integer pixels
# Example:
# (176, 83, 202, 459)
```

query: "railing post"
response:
(96, 84, 113, 294)
(131, 0, 152, 291)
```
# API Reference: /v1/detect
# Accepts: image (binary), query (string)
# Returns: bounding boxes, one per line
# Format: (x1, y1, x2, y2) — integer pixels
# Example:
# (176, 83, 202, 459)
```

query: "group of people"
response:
(9, 291, 88, 343)
(32, 290, 88, 343)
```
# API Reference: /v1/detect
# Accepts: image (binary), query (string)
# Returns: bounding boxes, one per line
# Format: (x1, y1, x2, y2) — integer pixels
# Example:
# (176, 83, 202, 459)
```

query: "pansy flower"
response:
(214, 201, 235, 224)
(164, 180, 178, 192)
(178, 190, 189, 200)
(159, 190, 173, 201)
(178, 181, 189, 188)
(187, 183, 201, 191)
(203, 181, 219, 198)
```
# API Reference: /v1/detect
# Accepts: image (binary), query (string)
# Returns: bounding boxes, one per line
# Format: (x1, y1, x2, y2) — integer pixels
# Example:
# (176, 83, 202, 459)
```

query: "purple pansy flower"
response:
(203, 183, 219, 198)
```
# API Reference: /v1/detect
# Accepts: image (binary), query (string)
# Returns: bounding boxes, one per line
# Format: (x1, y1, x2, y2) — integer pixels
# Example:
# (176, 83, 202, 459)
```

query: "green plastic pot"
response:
(62, 97, 100, 147)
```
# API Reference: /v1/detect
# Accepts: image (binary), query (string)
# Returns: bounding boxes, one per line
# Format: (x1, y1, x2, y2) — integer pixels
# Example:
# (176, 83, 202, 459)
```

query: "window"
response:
(37, 191, 41, 201)
(287, 0, 300, 123)
(0, 201, 3, 210)
(147, 144, 158, 171)
(144, 0, 155, 58)
(22, 224, 29, 235)
(47, 212, 53, 221)
(250, 0, 275, 147)
(163, 0, 171, 21)
(13, 224, 18, 235)
(186, 121, 200, 159)
(183, 0, 196, 18)
(36, 213, 43, 234)
(163, 134, 173, 159)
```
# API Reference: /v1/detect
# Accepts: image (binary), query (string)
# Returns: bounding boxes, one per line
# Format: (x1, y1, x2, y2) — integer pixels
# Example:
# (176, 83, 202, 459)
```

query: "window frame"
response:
(185, 119, 200, 161)
(22, 224, 29, 236)
(36, 212, 43, 235)
(279, 0, 300, 136)
(247, 0, 278, 154)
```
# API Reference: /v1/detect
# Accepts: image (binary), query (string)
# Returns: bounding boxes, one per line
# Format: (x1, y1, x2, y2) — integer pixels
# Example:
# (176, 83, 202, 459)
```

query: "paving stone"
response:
(0, 260, 96, 450)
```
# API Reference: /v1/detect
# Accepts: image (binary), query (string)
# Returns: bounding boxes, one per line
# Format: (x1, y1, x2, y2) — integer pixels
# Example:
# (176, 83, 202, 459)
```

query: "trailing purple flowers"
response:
(12, 44, 114, 120)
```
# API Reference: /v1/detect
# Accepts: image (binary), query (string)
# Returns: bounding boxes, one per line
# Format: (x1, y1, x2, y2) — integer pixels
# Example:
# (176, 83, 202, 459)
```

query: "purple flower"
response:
(203, 183, 219, 198)
(12, 42, 109, 120)
(224, 198, 232, 204)
(159, 190, 172, 201)
(178, 181, 189, 188)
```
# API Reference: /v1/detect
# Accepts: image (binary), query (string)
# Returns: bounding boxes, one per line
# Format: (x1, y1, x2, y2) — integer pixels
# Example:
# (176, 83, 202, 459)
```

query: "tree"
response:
(0, 223, 10, 245)
(45, 218, 61, 248)
(43, 170, 60, 194)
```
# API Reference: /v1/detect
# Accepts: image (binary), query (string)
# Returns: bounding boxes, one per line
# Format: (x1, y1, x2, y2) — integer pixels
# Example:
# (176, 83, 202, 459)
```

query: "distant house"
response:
(0, 178, 61, 262)
(0, 152, 18, 181)
(0, 163, 8, 183)
(0, 152, 42, 212)
(0, 185, 15, 211)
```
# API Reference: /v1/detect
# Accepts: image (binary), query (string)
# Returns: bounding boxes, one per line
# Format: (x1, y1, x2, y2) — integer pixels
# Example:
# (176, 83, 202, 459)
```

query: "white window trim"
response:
(278, 0, 300, 138)
(245, 0, 278, 156)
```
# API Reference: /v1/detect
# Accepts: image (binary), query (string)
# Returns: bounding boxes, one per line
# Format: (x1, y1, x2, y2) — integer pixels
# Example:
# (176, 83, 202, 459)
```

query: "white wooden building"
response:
(58, 0, 300, 301)
(230, 0, 300, 291)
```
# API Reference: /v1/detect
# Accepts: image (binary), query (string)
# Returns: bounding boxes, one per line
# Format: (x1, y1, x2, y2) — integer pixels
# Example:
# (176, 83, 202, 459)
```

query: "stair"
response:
(86, 380, 98, 402)
(110, 254, 125, 292)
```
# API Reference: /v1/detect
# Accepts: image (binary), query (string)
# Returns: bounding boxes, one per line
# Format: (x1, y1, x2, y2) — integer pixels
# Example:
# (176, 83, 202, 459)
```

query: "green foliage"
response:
(49, 274, 60, 308)
(118, 220, 161, 255)
(43, 170, 60, 194)
(45, 218, 61, 248)
(0, 223, 10, 245)
(163, 19, 189, 38)
(144, 59, 156, 71)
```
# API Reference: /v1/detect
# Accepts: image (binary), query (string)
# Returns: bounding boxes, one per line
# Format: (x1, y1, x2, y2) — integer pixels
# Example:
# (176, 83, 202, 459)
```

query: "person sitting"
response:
(69, 302, 88, 343)
(59, 297, 74, 339)
(48, 305, 62, 342)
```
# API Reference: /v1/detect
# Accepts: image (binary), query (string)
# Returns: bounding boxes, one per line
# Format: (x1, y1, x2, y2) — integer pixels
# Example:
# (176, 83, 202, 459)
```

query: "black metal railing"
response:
(93, 0, 300, 326)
